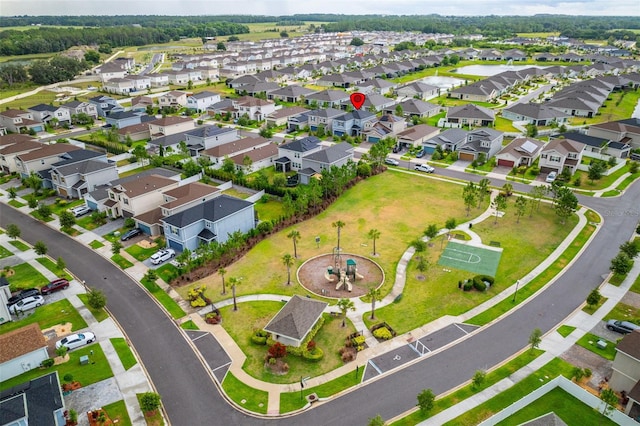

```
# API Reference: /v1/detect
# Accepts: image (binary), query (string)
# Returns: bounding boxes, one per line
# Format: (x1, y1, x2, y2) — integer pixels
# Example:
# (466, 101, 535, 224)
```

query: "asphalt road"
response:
(1, 177, 638, 425)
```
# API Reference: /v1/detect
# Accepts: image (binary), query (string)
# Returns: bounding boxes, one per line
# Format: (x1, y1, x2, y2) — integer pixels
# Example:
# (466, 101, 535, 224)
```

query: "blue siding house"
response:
(332, 110, 377, 137)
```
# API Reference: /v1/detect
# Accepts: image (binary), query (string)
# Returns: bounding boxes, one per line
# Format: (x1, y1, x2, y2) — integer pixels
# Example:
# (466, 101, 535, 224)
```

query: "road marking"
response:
(393, 354, 401, 361)
(368, 360, 382, 375)
(454, 323, 470, 334)
(190, 333, 208, 342)
(211, 361, 232, 372)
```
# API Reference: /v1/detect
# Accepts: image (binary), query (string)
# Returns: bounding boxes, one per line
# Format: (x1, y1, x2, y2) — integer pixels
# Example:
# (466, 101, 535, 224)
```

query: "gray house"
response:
(0, 372, 66, 425)
(161, 195, 255, 252)
(185, 125, 239, 157)
(263, 295, 328, 347)
(457, 128, 504, 161)
(299, 142, 354, 184)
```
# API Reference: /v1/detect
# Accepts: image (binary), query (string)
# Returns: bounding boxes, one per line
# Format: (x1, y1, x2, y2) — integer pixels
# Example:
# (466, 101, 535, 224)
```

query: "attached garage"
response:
(137, 223, 152, 235)
(167, 239, 183, 252)
(86, 199, 98, 210)
(497, 158, 515, 167)
(423, 146, 436, 154)
(459, 152, 475, 161)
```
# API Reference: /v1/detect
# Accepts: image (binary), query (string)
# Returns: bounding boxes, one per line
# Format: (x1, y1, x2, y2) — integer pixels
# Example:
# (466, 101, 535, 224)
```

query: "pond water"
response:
(453, 64, 548, 77)
(422, 76, 465, 89)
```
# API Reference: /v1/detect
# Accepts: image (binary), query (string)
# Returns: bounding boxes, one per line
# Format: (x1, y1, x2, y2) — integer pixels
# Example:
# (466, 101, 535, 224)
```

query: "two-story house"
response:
(0, 135, 42, 173)
(609, 330, 640, 417)
(298, 142, 355, 184)
(539, 138, 586, 175)
(186, 91, 222, 113)
(185, 125, 239, 157)
(103, 78, 136, 95)
(457, 128, 504, 161)
(105, 174, 179, 219)
(202, 136, 271, 168)
(149, 116, 195, 139)
(27, 104, 71, 125)
(88, 95, 124, 118)
(50, 154, 118, 199)
(95, 61, 127, 82)
(59, 100, 98, 120)
(307, 108, 344, 132)
(588, 118, 640, 150)
(14, 143, 82, 179)
(364, 114, 407, 143)
(158, 91, 189, 108)
(331, 110, 377, 137)
(265, 106, 310, 127)
(422, 128, 470, 154)
(275, 136, 323, 172)
(232, 97, 276, 121)
(105, 111, 146, 129)
(0, 109, 44, 133)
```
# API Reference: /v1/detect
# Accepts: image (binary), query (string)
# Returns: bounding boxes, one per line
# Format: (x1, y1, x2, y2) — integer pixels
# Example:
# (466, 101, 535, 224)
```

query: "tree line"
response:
(0, 55, 91, 86)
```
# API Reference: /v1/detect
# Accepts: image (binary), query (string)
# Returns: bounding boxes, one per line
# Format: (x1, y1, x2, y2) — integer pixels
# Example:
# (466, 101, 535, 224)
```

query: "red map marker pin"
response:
(350, 92, 366, 110)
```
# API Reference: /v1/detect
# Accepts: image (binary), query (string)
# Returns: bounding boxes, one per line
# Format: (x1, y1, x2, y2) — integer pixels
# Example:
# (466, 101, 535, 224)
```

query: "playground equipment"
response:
(325, 258, 364, 292)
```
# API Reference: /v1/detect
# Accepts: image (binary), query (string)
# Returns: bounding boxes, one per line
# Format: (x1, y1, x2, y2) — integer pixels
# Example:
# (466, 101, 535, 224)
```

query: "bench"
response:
(489, 241, 501, 247)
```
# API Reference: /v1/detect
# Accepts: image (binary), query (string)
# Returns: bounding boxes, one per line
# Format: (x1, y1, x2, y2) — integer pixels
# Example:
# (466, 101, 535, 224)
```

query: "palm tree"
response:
(368, 229, 381, 256)
(336, 298, 355, 327)
(367, 286, 382, 320)
(287, 230, 301, 258)
(282, 254, 294, 286)
(229, 277, 240, 311)
(218, 267, 227, 295)
(332, 220, 346, 252)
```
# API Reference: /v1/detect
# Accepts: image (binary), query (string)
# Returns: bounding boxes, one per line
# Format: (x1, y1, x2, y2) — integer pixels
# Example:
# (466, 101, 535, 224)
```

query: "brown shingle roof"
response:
(230, 143, 278, 165)
(617, 329, 640, 361)
(118, 174, 177, 198)
(0, 134, 36, 147)
(161, 182, 220, 209)
(16, 143, 81, 162)
(150, 116, 193, 127)
(0, 323, 46, 363)
(0, 140, 43, 155)
(202, 136, 269, 158)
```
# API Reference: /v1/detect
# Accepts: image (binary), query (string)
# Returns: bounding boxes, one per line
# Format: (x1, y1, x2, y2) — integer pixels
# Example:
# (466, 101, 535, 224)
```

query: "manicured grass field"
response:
(36, 257, 72, 281)
(221, 301, 355, 384)
(631, 272, 640, 294)
(140, 278, 186, 320)
(110, 337, 138, 370)
(0, 245, 13, 259)
(77, 293, 109, 322)
(254, 198, 286, 223)
(582, 296, 607, 315)
(603, 302, 640, 324)
(7, 199, 25, 208)
(89, 240, 105, 249)
(495, 387, 616, 425)
(222, 372, 269, 415)
(111, 254, 134, 269)
(102, 400, 132, 426)
(0, 299, 88, 334)
(0, 343, 113, 391)
(6, 262, 48, 291)
(155, 263, 178, 284)
(125, 244, 158, 261)
(180, 320, 199, 330)
(8, 240, 30, 251)
(575, 333, 617, 361)
(567, 163, 633, 191)
(556, 325, 576, 338)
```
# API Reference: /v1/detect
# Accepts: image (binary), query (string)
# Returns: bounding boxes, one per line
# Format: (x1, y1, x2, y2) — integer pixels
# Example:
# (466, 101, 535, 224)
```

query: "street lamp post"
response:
(512, 280, 520, 303)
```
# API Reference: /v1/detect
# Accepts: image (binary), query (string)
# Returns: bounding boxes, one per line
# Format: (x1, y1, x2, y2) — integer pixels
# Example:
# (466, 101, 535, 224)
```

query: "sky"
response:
(1, 0, 639, 17)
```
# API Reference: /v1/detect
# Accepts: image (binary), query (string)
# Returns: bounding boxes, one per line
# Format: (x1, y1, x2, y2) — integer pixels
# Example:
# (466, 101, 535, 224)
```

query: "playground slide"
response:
(354, 268, 364, 280)
(324, 271, 335, 282)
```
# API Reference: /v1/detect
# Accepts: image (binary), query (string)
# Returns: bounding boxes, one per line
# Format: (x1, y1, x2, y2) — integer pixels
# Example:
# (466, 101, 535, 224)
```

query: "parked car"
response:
(150, 248, 176, 265)
(120, 228, 142, 241)
(415, 164, 435, 173)
(606, 320, 640, 334)
(40, 278, 70, 295)
(385, 157, 400, 166)
(8, 295, 44, 313)
(56, 332, 96, 351)
(415, 150, 425, 158)
(6, 288, 40, 306)
(545, 171, 557, 183)
(71, 205, 91, 217)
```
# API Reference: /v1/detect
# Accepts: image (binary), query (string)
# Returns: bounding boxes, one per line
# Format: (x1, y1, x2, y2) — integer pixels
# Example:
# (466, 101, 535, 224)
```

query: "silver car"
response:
(56, 332, 96, 350)
(150, 248, 176, 265)
(8, 295, 44, 313)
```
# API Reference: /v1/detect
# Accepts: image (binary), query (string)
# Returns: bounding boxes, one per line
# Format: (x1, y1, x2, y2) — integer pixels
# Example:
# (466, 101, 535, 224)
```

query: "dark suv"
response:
(606, 320, 640, 334)
(40, 278, 70, 295)
(6, 288, 40, 306)
(120, 228, 142, 241)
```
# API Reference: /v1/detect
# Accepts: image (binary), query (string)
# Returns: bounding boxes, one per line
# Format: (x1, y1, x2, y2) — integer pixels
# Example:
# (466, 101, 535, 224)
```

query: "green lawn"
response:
(125, 244, 158, 261)
(0, 343, 112, 391)
(6, 262, 49, 291)
(556, 325, 576, 338)
(582, 296, 608, 315)
(603, 302, 640, 325)
(180, 320, 199, 330)
(102, 400, 132, 426)
(29, 210, 55, 222)
(566, 163, 633, 191)
(36, 257, 72, 281)
(631, 272, 640, 294)
(111, 254, 134, 269)
(110, 337, 138, 370)
(221, 302, 355, 384)
(609, 271, 628, 286)
(7, 199, 25, 208)
(77, 293, 109, 322)
(0, 299, 88, 334)
(155, 263, 178, 284)
(0, 245, 14, 259)
(495, 387, 616, 426)
(255, 198, 286, 223)
(76, 216, 104, 231)
(575, 333, 617, 361)
(140, 278, 186, 320)
(89, 240, 105, 249)
(8, 240, 30, 251)
(569, 90, 640, 127)
(137, 393, 164, 425)
(221, 372, 268, 415)
(280, 367, 364, 413)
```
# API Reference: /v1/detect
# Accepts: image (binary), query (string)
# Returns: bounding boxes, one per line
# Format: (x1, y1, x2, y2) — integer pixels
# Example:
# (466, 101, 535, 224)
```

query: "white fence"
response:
(478, 376, 636, 426)
(577, 155, 627, 175)
(246, 190, 266, 203)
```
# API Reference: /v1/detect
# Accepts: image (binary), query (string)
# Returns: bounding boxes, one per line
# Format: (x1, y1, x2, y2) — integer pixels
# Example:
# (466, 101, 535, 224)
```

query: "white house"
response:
(186, 91, 222, 113)
(0, 324, 49, 382)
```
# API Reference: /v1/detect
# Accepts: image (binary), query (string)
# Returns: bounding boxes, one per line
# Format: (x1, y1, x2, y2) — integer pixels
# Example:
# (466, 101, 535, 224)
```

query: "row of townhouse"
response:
(0, 101, 99, 133)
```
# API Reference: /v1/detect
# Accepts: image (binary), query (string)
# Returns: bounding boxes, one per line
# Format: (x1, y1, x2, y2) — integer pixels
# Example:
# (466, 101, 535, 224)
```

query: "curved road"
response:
(1, 177, 638, 425)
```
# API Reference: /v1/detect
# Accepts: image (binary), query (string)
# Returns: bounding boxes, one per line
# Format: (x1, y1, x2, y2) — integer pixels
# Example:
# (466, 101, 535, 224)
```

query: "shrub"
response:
(190, 296, 206, 307)
(473, 278, 487, 292)
(373, 327, 393, 340)
(307, 340, 316, 351)
(63, 373, 73, 383)
(303, 347, 324, 362)
(463, 280, 473, 291)
(41, 358, 55, 368)
(268, 342, 287, 359)
(341, 351, 355, 362)
(252, 330, 268, 345)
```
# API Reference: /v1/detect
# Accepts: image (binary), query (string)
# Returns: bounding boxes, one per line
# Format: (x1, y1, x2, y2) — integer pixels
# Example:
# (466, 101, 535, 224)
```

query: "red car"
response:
(40, 278, 70, 295)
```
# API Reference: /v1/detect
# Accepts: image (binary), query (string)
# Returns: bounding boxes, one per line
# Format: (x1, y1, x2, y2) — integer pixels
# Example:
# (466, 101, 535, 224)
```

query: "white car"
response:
(150, 248, 176, 265)
(414, 164, 435, 173)
(385, 157, 400, 166)
(545, 171, 557, 183)
(71, 205, 91, 217)
(8, 295, 44, 313)
(56, 332, 96, 350)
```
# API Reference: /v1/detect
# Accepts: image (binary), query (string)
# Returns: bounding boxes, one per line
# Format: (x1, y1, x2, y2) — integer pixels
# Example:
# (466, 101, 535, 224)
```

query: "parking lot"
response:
(185, 330, 232, 382)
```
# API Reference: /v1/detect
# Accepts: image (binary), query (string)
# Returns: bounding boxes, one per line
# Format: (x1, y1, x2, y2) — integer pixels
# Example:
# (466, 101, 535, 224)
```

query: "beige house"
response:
(588, 119, 640, 150)
(105, 174, 179, 218)
(14, 144, 82, 178)
(158, 91, 189, 108)
(0, 137, 42, 173)
(538, 138, 585, 174)
(396, 124, 440, 149)
(148, 116, 195, 139)
(610, 330, 640, 417)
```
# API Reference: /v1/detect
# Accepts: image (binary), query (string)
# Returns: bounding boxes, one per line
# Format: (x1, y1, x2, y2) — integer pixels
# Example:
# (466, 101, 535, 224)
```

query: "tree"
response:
(6, 224, 21, 240)
(417, 389, 435, 412)
(492, 195, 507, 224)
(25, 172, 42, 196)
(131, 144, 149, 162)
(472, 370, 486, 390)
(29, 56, 88, 85)
(350, 37, 365, 46)
(34, 241, 48, 257)
(144, 269, 157, 282)
(280, 31, 289, 38)
(218, 267, 227, 295)
(502, 183, 513, 196)
(368, 229, 381, 256)
(445, 218, 457, 236)
(395, 104, 403, 116)
(477, 178, 490, 207)
(586, 288, 602, 308)
(336, 298, 355, 327)
(424, 224, 438, 240)
(59, 210, 76, 230)
(588, 160, 606, 183)
(7, 187, 17, 199)
(0, 63, 29, 86)
(229, 277, 240, 311)
(526, 123, 538, 137)
(600, 388, 619, 417)
(514, 196, 527, 223)
(610, 252, 633, 275)
(282, 254, 294, 286)
(27, 196, 38, 209)
(87, 287, 107, 309)
(367, 286, 382, 320)
(84, 50, 100, 63)
(553, 187, 578, 224)
(111, 240, 122, 255)
(529, 185, 546, 216)
(332, 220, 346, 252)
(56, 257, 66, 272)
(182, 160, 201, 178)
(619, 240, 640, 259)
(462, 181, 477, 216)
(412, 238, 427, 254)
(529, 328, 542, 352)
(283, 229, 300, 259)
(368, 414, 385, 426)
(139, 392, 161, 415)
(37, 203, 52, 220)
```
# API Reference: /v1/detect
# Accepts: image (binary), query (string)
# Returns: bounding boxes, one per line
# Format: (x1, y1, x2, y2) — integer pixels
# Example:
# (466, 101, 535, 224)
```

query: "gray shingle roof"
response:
(263, 295, 328, 341)
(54, 159, 114, 176)
(280, 136, 321, 153)
(186, 125, 236, 139)
(303, 142, 353, 164)
(161, 194, 252, 228)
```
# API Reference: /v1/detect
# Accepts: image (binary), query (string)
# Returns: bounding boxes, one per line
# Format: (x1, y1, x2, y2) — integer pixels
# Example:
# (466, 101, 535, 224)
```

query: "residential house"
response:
(236, 82, 280, 97)
(103, 78, 136, 95)
(185, 125, 239, 157)
(263, 295, 328, 348)
(445, 104, 495, 127)
(609, 330, 640, 417)
(229, 142, 279, 172)
(495, 137, 545, 168)
(186, 91, 221, 113)
(164, 70, 191, 85)
(299, 142, 354, 184)
(316, 73, 361, 88)
(227, 74, 262, 90)
(126, 74, 151, 92)
(232, 97, 276, 121)
(307, 108, 344, 132)
(539, 138, 586, 174)
(0, 324, 48, 382)
(331, 110, 377, 137)
(50, 154, 118, 199)
(149, 116, 195, 139)
(202, 136, 271, 168)
(0, 109, 44, 133)
(384, 99, 441, 118)
(14, 143, 82, 178)
(158, 91, 189, 108)
(268, 85, 317, 103)
(130, 96, 154, 113)
(275, 136, 322, 172)
(286, 110, 312, 132)
(105, 111, 145, 129)
(146, 133, 188, 155)
(353, 93, 396, 112)
(553, 131, 631, 159)
(305, 90, 351, 109)
(161, 194, 256, 252)
(0, 372, 66, 425)
(117, 122, 151, 143)
(27, 104, 71, 125)
(95, 61, 127, 82)
(502, 103, 570, 126)
(396, 82, 439, 100)
(422, 128, 470, 154)
(396, 125, 440, 149)
(148, 73, 170, 88)
(588, 118, 640, 149)
(457, 128, 504, 161)
(364, 114, 407, 143)
(88, 95, 124, 117)
(105, 174, 179, 218)
(59, 100, 98, 119)
(0, 136, 42, 173)
(357, 78, 396, 95)
(265, 106, 310, 127)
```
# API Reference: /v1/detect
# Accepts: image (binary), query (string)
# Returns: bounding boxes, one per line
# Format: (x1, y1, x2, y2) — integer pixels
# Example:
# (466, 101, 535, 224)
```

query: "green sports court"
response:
(437, 241, 502, 276)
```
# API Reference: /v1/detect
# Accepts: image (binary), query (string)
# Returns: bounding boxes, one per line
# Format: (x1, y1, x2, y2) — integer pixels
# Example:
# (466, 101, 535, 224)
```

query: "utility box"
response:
(596, 340, 607, 350)
(79, 355, 89, 365)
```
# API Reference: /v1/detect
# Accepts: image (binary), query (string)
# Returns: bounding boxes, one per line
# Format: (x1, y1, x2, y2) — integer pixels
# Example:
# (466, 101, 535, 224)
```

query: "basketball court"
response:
(437, 240, 502, 276)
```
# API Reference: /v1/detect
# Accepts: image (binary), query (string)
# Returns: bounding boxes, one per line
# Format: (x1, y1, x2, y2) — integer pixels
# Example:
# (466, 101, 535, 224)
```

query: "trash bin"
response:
(79, 355, 89, 365)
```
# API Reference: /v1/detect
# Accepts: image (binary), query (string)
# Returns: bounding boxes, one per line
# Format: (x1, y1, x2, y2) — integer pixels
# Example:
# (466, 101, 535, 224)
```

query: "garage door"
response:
(459, 152, 475, 161)
(423, 146, 436, 154)
(86, 200, 98, 210)
(497, 159, 515, 167)
(167, 239, 183, 252)
(138, 223, 151, 235)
